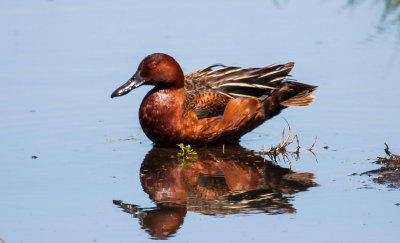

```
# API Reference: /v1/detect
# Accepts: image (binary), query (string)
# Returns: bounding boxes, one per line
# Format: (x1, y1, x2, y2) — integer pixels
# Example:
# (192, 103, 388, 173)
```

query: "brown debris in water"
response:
(360, 142, 400, 189)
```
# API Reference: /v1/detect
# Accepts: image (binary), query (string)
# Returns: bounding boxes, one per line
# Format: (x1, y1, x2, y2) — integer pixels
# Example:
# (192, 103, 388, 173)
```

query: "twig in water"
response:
(307, 136, 317, 151)
(258, 121, 318, 165)
(384, 142, 391, 156)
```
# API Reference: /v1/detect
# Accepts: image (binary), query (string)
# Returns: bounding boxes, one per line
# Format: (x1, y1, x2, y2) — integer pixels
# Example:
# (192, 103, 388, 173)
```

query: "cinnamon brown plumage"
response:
(111, 53, 317, 146)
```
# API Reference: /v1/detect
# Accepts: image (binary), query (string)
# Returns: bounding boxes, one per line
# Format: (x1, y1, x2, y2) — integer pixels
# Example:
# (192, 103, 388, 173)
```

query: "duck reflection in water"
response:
(113, 145, 318, 240)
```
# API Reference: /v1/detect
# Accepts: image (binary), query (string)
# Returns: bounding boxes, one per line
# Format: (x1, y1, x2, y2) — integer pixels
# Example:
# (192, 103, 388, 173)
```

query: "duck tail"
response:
(278, 81, 318, 107)
(261, 81, 317, 119)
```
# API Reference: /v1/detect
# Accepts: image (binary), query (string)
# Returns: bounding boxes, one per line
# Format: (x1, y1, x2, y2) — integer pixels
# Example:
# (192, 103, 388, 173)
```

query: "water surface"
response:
(1, 1, 399, 242)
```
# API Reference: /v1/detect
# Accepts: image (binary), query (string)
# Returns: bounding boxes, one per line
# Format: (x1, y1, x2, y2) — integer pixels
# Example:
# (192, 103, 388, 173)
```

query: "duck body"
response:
(111, 53, 317, 146)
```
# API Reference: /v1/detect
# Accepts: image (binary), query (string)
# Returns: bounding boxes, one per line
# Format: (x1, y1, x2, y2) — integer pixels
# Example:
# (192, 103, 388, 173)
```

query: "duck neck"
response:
(169, 68, 185, 89)
(157, 73, 184, 90)
(155, 82, 184, 91)
(165, 61, 185, 89)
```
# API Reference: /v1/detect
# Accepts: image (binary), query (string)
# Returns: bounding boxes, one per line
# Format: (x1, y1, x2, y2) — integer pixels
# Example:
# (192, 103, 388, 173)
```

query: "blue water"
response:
(1, 0, 399, 242)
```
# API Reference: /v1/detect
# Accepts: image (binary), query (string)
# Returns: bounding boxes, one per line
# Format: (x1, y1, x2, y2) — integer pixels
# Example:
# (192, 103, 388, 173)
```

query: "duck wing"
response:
(184, 90, 232, 119)
(184, 63, 295, 119)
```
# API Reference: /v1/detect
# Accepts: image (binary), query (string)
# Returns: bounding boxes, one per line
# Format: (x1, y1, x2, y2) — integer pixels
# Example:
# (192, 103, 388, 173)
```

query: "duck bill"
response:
(111, 71, 145, 98)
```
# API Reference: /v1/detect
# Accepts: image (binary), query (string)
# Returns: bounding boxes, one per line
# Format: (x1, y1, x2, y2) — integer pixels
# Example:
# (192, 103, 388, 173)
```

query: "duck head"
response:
(111, 53, 184, 98)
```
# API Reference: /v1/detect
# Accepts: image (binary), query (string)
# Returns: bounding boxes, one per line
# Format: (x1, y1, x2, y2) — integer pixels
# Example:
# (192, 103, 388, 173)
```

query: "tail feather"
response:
(261, 81, 318, 120)
(278, 82, 318, 107)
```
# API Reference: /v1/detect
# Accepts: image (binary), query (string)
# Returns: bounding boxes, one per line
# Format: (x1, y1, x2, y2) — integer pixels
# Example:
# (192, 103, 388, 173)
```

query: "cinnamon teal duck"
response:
(111, 53, 317, 146)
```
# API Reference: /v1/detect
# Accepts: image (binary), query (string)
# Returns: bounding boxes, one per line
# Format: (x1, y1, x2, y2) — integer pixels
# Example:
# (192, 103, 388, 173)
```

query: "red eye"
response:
(151, 63, 157, 68)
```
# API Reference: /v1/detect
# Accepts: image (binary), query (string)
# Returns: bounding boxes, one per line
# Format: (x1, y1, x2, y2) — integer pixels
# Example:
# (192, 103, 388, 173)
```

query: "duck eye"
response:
(151, 63, 157, 68)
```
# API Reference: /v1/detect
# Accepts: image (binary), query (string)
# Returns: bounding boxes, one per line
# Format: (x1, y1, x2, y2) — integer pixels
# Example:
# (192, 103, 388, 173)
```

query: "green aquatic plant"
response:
(118, 137, 138, 142)
(177, 143, 197, 167)
(106, 136, 138, 142)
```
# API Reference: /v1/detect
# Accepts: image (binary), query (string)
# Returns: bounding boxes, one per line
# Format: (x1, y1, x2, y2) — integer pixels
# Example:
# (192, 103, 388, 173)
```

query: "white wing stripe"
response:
(218, 83, 277, 90)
